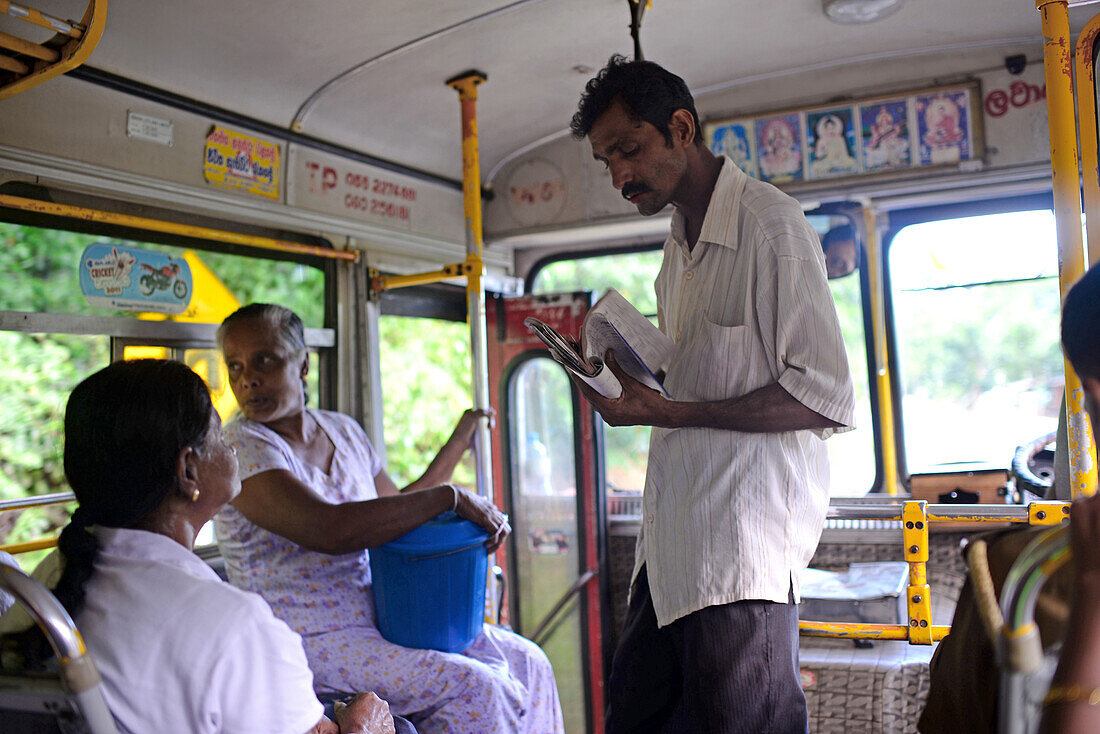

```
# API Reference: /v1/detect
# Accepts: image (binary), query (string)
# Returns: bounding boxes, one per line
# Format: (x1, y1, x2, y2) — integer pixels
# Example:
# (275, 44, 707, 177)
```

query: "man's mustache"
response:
(622, 183, 650, 199)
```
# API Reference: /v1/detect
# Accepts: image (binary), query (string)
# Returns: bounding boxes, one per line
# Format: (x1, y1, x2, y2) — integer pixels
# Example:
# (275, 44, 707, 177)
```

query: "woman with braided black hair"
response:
(0, 359, 395, 734)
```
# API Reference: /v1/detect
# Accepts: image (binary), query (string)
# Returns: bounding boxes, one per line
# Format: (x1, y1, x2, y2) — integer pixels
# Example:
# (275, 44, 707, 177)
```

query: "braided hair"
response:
(9, 359, 214, 666)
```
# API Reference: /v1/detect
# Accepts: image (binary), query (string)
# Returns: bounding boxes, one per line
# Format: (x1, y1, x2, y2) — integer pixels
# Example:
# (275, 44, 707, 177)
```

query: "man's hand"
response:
(569, 351, 671, 427)
(334, 692, 395, 734)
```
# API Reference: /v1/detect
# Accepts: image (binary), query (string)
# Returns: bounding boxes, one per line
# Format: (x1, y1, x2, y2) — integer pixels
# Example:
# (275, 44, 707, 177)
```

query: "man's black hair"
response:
(570, 54, 704, 145)
(822, 223, 856, 248)
(1062, 264, 1100, 381)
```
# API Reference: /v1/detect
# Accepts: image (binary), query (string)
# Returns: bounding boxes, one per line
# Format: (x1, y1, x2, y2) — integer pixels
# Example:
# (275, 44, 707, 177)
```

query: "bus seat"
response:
(0, 564, 119, 734)
(0, 552, 18, 615)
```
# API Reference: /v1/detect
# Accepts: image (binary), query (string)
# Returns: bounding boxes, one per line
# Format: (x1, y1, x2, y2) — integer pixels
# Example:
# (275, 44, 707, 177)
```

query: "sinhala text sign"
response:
(203, 126, 280, 200)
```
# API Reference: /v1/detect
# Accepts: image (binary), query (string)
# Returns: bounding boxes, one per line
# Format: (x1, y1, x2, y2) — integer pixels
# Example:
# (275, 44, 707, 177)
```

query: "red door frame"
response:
(485, 291, 607, 734)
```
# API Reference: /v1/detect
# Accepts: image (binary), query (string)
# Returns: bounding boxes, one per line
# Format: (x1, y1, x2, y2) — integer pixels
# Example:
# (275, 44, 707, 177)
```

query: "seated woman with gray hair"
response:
(214, 303, 564, 734)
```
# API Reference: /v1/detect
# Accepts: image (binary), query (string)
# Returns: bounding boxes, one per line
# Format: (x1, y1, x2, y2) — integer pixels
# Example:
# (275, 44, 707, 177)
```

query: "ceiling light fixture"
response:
(822, 0, 904, 24)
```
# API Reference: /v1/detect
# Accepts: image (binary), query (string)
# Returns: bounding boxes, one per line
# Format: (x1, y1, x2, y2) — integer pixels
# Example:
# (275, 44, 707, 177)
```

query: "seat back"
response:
(0, 564, 119, 734)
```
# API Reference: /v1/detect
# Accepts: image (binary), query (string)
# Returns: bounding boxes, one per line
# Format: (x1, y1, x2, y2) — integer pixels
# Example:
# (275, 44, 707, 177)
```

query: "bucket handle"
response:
(409, 540, 488, 562)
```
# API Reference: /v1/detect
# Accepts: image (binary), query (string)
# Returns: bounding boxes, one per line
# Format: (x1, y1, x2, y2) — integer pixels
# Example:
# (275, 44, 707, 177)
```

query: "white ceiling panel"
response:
(4, 1, 1097, 181)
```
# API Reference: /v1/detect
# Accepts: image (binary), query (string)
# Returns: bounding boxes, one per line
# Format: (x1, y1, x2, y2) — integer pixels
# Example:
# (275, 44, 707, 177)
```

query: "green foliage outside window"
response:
(378, 316, 476, 487)
(0, 223, 324, 554)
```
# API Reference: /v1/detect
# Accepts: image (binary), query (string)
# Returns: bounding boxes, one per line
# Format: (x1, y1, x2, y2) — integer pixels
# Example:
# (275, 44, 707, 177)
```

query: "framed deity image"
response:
(859, 99, 912, 172)
(915, 89, 974, 165)
(755, 114, 803, 184)
(806, 106, 860, 179)
(706, 118, 758, 177)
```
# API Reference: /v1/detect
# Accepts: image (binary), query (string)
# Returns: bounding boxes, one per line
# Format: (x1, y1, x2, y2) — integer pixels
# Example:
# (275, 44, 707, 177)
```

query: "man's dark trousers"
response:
(606, 565, 808, 733)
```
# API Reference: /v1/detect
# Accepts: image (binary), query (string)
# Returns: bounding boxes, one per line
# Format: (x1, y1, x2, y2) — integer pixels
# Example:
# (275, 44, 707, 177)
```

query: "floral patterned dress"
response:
(215, 409, 563, 734)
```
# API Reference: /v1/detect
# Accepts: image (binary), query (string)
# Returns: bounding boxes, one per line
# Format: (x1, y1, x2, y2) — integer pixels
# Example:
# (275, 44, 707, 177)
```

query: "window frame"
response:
(882, 191, 1057, 484)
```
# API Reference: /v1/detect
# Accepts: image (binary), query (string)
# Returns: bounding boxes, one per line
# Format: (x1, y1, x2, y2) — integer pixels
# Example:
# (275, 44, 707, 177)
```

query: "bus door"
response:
(486, 291, 608, 734)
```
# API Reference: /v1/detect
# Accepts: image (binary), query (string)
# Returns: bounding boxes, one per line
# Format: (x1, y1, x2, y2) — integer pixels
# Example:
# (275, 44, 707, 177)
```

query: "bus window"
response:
(825, 238, 875, 495)
(508, 356, 584, 734)
(0, 221, 327, 560)
(531, 250, 662, 496)
(530, 223, 875, 496)
(888, 210, 1063, 473)
(378, 315, 476, 486)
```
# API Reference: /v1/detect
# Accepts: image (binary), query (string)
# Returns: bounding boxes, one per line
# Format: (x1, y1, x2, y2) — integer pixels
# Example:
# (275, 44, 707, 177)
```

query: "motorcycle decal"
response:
(80, 243, 193, 314)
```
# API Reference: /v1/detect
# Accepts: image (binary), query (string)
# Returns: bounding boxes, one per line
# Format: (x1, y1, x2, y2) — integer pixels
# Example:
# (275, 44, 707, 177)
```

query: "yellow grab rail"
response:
(0, 194, 359, 263)
(0, 0, 106, 102)
(1038, 0, 1098, 500)
(861, 205, 899, 495)
(798, 500, 1071, 644)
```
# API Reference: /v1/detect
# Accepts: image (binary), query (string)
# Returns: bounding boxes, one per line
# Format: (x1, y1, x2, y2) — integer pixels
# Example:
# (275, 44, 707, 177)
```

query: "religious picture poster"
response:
(708, 119, 758, 178)
(915, 90, 972, 165)
(806, 107, 860, 179)
(756, 114, 803, 184)
(860, 100, 912, 172)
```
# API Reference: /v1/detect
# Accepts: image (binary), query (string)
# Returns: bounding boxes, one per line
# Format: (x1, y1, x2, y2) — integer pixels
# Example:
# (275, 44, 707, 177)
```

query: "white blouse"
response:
(76, 527, 322, 734)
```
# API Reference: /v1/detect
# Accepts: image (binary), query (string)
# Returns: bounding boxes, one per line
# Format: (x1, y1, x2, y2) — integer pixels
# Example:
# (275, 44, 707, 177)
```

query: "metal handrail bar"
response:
(801, 501, 1071, 645)
(0, 492, 75, 512)
(828, 502, 1068, 523)
(1000, 525, 1070, 636)
(0, 564, 119, 733)
(994, 523, 1071, 734)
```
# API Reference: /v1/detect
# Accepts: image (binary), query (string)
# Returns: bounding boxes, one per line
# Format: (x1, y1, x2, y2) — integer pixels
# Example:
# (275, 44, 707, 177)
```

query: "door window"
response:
(509, 357, 585, 734)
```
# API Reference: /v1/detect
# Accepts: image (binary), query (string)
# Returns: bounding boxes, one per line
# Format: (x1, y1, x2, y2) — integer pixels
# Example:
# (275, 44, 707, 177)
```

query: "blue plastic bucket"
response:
(369, 511, 489, 652)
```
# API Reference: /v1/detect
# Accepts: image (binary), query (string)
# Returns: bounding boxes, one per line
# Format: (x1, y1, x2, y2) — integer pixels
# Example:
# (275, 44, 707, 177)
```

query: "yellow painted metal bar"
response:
(1077, 13, 1100, 268)
(800, 501, 1071, 643)
(0, 0, 84, 38)
(1, 536, 57, 554)
(0, 28, 60, 61)
(0, 194, 360, 263)
(0, 54, 29, 74)
(371, 261, 475, 291)
(861, 206, 898, 494)
(0, 0, 103, 101)
(445, 69, 494, 501)
(1038, 0, 1099, 499)
(1028, 501, 1072, 524)
(446, 71, 487, 258)
(446, 70, 496, 621)
(799, 621, 950, 642)
(902, 500, 934, 644)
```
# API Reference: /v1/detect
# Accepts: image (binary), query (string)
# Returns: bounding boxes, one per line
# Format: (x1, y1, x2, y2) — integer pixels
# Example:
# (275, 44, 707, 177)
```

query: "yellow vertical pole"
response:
(1038, 0, 1098, 499)
(862, 205, 899, 495)
(446, 70, 494, 506)
(447, 70, 498, 624)
(1075, 15, 1100, 268)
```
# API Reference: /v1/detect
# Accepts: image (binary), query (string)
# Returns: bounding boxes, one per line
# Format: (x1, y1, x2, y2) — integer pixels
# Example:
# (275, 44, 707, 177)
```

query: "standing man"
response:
(570, 56, 855, 733)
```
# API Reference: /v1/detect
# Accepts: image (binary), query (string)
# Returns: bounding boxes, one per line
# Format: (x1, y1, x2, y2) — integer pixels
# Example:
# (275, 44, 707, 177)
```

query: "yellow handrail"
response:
(798, 500, 1071, 644)
(1038, 0, 1098, 500)
(1, 536, 59, 555)
(1076, 12, 1100, 269)
(0, 0, 106, 102)
(861, 205, 899, 495)
(0, 194, 359, 263)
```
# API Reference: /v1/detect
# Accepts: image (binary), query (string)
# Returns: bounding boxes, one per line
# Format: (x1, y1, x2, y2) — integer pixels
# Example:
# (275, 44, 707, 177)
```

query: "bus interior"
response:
(1, 1, 1098, 732)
